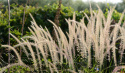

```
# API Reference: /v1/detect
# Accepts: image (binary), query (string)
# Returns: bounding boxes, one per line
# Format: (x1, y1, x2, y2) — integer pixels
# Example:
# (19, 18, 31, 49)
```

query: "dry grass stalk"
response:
(112, 66, 125, 73)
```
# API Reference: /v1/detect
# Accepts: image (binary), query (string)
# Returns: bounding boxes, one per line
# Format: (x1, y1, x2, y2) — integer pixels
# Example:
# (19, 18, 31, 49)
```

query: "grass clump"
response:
(0, 6, 125, 73)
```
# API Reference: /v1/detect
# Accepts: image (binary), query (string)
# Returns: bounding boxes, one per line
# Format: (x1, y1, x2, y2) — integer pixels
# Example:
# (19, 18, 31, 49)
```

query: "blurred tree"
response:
(123, 0, 125, 3)
(9, 0, 38, 6)
(0, 1, 3, 9)
(72, 0, 86, 11)
(62, 0, 73, 6)
(115, 0, 125, 13)
(1, 0, 125, 13)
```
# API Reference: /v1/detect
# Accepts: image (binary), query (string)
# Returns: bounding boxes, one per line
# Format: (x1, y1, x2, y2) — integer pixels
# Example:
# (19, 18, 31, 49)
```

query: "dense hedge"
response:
(0, 4, 84, 46)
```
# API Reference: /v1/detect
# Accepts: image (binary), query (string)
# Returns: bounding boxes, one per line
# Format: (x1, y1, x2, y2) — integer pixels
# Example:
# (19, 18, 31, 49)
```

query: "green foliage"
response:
(2, 0, 125, 12)
(104, 7, 125, 23)
(5, 66, 30, 73)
